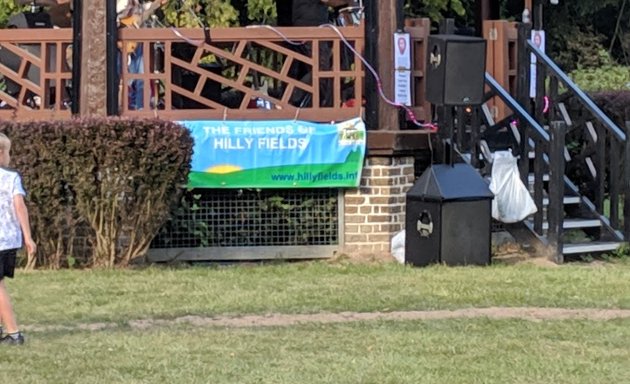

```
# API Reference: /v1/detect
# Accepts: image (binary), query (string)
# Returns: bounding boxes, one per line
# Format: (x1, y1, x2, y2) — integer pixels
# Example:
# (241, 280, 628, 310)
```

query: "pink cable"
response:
(247, 24, 437, 131)
(321, 24, 436, 131)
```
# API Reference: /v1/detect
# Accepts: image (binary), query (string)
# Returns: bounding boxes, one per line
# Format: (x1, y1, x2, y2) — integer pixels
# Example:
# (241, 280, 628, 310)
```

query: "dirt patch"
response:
(24, 307, 630, 333)
(492, 242, 539, 264)
(126, 308, 630, 328)
(329, 250, 395, 265)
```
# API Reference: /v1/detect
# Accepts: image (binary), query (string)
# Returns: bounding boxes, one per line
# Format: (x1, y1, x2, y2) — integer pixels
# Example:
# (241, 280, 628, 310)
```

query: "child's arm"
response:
(13, 194, 36, 256)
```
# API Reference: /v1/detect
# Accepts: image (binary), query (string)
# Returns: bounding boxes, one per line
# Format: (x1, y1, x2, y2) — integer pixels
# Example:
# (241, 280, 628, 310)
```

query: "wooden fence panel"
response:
(483, 20, 518, 123)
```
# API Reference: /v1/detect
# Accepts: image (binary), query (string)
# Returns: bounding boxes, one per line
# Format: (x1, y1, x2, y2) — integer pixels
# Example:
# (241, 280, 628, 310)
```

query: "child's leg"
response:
(0, 280, 18, 333)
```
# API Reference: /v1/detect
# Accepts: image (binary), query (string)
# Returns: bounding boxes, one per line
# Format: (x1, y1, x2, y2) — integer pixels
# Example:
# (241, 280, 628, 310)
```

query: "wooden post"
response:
(106, 0, 118, 115)
(624, 121, 630, 241)
(548, 121, 566, 263)
(516, 22, 531, 182)
(79, 0, 107, 116)
(373, 0, 399, 131)
(364, 0, 378, 129)
(533, 0, 543, 30)
(70, 0, 82, 114)
(475, 0, 500, 35)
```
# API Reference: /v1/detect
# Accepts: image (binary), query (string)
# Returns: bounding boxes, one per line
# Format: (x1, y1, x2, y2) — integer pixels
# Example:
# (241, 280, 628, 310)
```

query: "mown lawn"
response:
(0, 260, 629, 383)
(10, 260, 630, 326)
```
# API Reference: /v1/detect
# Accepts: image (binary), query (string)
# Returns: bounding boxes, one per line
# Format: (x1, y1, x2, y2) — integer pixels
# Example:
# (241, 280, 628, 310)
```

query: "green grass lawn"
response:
(1, 260, 629, 383)
(11, 260, 630, 326)
(2, 319, 629, 384)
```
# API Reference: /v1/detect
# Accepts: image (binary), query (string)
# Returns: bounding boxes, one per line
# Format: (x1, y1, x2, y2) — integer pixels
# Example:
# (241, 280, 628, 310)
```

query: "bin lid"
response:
(407, 163, 494, 201)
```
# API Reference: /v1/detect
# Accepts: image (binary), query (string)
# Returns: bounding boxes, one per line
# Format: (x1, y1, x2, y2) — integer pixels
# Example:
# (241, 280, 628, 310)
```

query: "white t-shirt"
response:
(0, 167, 26, 251)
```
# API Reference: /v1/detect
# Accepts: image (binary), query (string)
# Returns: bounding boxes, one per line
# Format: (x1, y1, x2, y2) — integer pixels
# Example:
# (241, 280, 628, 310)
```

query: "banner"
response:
(180, 118, 366, 188)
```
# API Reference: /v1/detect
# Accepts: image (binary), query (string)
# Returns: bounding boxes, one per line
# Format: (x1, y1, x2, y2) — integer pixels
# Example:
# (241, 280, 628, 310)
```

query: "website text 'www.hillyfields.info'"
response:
(270, 171, 358, 182)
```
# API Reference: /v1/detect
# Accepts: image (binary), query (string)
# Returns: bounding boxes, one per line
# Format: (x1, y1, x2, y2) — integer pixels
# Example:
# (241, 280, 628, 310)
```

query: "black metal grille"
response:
(152, 189, 339, 248)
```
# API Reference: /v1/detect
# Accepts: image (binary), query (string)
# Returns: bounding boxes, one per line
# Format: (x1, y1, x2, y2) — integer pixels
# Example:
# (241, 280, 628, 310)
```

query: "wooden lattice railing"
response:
(0, 28, 73, 120)
(0, 22, 436, 126)
(118, 26, 365, 122)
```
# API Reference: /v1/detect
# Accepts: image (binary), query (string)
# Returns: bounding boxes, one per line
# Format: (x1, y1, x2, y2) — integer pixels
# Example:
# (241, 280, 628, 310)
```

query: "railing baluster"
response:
(595, 123, 606, 212)
(533, 139, 544, 234)
(516, 23, 531, 114)
(548, 121, 566, 263)
(549, 75, 558, 121)
(534, 60, 546, 127)
(518, 117, 531, 186)
(610, 137, 621, 229)
(624, 121, 630, 240)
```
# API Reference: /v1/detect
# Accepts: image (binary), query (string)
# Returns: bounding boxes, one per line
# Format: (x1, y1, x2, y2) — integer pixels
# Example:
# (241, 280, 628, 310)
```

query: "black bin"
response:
(405, 163, 494, 266)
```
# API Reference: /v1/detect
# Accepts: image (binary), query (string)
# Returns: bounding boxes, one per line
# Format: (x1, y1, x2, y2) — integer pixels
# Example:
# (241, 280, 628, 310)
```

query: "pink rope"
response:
(247, 24, 438, 131)
(321, 24, 436, 131)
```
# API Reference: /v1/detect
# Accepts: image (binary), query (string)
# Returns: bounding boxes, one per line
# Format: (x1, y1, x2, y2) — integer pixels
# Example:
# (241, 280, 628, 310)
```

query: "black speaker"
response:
(425, 35, 486, 106)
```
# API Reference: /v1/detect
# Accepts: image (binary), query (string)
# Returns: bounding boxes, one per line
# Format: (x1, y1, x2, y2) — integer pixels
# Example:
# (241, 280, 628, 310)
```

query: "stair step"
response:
(542, 196, 581, 205)
(563, 241, 623, 255)
(540, 219, 602, 230)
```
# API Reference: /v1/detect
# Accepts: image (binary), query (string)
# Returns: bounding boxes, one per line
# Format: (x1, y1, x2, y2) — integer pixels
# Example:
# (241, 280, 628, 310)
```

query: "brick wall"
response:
(343, 156, 415, 253)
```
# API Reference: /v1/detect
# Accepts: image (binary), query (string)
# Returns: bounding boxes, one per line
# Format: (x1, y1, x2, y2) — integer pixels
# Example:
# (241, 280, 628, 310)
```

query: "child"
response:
(0, 133, 36, 345)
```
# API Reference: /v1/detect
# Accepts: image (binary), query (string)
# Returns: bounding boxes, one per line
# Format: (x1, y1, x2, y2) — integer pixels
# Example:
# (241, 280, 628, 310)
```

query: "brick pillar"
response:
(343, 156, 415, 253)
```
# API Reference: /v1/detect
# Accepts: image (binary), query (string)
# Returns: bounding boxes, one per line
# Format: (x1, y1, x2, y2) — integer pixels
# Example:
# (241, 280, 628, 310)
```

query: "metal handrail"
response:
(485, 72, 549, 142)
(527, 41, 626, 142)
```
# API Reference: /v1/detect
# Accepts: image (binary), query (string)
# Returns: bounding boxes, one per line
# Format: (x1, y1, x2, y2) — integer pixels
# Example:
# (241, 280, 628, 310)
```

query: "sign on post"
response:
(530, 29, 545, 98)
(394, 32, 412, 106)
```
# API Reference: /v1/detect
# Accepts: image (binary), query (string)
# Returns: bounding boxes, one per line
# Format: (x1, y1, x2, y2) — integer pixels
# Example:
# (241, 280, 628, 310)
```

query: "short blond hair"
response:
(0, 133, 10, 152)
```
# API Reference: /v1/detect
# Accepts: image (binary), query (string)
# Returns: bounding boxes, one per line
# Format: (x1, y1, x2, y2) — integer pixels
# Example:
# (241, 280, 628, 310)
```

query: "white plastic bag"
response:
(489, 150, 538, 223)
(390, 230, 405, 264)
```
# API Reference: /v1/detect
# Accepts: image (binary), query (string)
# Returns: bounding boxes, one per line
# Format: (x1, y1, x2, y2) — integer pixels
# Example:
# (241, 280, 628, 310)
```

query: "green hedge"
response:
(590, 91, 630, 125)
(0, 117, 193, 268)
(569, 50, 630, 92)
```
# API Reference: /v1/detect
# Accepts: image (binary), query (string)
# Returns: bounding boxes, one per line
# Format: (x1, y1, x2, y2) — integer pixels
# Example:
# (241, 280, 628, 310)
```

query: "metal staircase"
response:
(440, 28, 629, 263)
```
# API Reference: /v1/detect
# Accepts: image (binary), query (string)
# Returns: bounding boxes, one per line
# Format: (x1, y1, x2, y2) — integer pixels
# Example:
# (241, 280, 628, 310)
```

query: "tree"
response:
(404, 0, 467, 25)
(0, 0, 24, 28)
(542, 0, 629, 70)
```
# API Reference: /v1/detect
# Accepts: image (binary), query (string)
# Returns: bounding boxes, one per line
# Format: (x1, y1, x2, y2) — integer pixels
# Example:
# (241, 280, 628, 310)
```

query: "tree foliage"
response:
(0, 0, 25, 28)
(162, 0, 239, 27)
(543, 0, 630, 70)
(404, 0, 467, 25)
(0, 0, 473, 29)
(570, 50, 630, 92)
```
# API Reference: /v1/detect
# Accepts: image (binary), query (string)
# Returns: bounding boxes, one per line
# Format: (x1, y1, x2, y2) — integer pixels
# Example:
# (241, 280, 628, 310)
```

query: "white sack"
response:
(390, 230, 405, 264)
(489, 150, 538, 223)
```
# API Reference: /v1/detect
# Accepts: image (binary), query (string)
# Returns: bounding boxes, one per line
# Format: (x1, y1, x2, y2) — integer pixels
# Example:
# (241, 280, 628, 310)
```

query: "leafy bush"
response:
(0, 0, 24, 28)
(0, 120, 80, 269)
(404, 0, 466, 23)
(0, 117, 193, 268)
(570, 50, 630, 92)
(162, 0, 239, 27)
(246, 0, 276, 24)
(590, 91, 630, 125)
